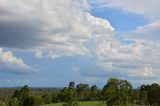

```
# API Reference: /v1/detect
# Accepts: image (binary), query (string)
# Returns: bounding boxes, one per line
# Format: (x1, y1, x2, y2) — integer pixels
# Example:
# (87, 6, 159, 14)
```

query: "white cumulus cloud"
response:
(0, 48, 34, 73)
(94, 23, 160, 79)
(0, 0, 113, 59)
(88, 0, 160, 80)
(1, 0, 160, 82)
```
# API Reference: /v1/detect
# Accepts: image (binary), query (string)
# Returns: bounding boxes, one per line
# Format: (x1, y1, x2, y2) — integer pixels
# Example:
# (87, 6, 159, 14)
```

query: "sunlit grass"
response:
(40, 101, 106, 106)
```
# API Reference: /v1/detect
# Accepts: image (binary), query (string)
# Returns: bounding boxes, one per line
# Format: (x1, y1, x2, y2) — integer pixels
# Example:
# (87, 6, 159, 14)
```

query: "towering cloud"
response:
(0, 0, 160, 81)
(0, 0, 113, 58)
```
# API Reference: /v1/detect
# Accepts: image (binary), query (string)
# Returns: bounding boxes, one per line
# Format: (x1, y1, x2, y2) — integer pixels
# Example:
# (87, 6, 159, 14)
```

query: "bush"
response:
(42, 94, 53, 104)
(8, 97, 19, 106)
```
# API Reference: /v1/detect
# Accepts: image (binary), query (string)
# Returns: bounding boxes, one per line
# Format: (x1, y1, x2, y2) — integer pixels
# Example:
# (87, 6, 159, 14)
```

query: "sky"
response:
(0, 0, 160, 88)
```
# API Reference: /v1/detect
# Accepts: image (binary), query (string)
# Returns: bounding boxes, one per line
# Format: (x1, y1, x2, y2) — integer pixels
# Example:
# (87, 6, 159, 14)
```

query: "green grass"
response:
(40, 101, 106, 106)
(40, 101, 140, 106)
(40, 103, 62, 106)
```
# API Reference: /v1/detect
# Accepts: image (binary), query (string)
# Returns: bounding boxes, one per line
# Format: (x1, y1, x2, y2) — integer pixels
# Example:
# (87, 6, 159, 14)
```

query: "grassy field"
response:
(40, 101, 106, 106)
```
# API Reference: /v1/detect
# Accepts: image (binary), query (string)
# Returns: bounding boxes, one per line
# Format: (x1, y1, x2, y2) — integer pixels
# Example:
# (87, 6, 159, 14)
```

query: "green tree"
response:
(90, 85, 98, 101)
(118, 80, 132, 104)
(148, 84, 160, 106)
(8, 97, 19, 106)
(19, 85, 31, 105)
(102, 78, 119, 105)
(62, 82, 79, 106)
(42, 94, 52, 104)
(130, 89, 139, 104)
(76, 83, 90, 101)
(102, 78, 132, 106)
(69, 82, 75, 89)
(10, 85, 31, 106)
(34, 96, 44, 105)
(139, 84, 160, 106)
(139, 90, 147, 105)
(59, 87, 68, 102)
(9, 85, 42, 106)
(68, 81, 76, 102)
(52, 92, 59, 103)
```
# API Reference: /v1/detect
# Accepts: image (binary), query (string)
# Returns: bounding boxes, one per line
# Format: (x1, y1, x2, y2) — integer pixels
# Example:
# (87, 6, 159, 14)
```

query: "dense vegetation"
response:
(0, 78, 160, 106)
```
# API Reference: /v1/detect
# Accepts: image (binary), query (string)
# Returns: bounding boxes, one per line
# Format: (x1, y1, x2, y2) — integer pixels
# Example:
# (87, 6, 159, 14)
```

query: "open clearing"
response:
(41, 101, 106, 106)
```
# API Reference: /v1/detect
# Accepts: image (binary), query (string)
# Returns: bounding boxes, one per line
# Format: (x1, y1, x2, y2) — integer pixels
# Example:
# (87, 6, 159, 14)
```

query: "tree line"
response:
(1, 78, 160, 106)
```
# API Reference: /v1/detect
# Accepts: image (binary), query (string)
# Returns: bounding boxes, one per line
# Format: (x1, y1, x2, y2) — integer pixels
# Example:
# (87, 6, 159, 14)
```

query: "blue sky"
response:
(91, 7, 148, 31)
(0, 0, 160, 88)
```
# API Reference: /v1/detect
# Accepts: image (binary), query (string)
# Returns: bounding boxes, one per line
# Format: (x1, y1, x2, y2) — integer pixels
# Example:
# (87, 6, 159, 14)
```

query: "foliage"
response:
(102, 78, 132, 106)
(42, 94, 52, 104)
(61, 81, 79, 106)
(76, 83, 90, 101)
(8, 85, 43, 106)
(90, 85, 98, 101)
(1, 78, 160, 106)
(139, 83, 160, 106)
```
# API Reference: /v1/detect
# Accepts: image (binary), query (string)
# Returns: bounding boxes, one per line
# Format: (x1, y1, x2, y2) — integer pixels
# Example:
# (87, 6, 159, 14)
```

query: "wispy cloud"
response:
(89, 0, 160, 20)
(0, 48, 35, 74)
